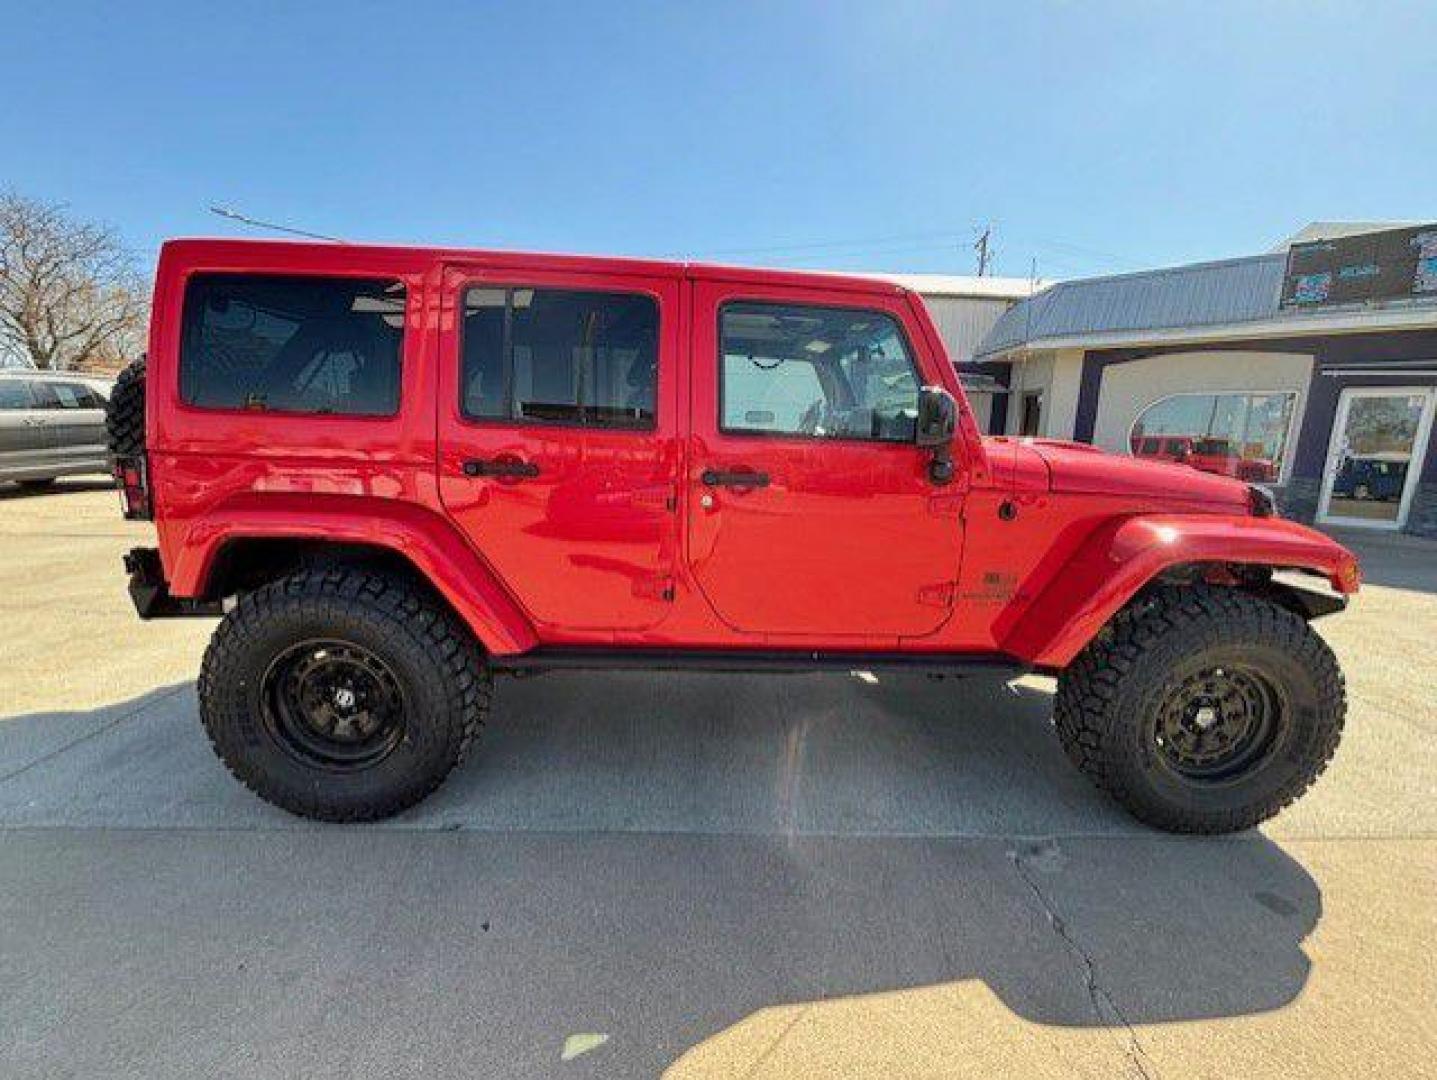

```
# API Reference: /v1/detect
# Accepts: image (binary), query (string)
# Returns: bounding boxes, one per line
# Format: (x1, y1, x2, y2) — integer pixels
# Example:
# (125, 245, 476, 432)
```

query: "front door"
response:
(1318, 386, 1437, 530)
(686, 281, 964, 639)
(0, 379, 58, 477)
(436, 267, 683, 632)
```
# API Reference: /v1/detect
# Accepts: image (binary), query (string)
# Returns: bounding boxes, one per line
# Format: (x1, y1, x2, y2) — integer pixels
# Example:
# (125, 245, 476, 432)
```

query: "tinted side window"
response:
(0, 381, 33, 410)
(35, 382, 102, 409)
(720, 302, 920, 442)
(180, 275, 405, 415)
(461, 287, 658, 429)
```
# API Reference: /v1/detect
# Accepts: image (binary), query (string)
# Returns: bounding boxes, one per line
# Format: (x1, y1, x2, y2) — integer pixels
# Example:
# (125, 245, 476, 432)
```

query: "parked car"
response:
(1332, 454, 1407, 501)
(0, 369, 113, 489)
(107, 238, 1361, 834)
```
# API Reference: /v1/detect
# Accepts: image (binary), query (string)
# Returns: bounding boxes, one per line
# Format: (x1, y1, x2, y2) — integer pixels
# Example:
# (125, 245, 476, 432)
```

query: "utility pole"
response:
(973, 225, 993, 276)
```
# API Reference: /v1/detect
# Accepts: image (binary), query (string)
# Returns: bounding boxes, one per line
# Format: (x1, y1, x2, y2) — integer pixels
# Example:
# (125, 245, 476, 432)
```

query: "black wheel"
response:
(199, 568, 491, 821)
(105, 356, 147, 459)
(1054, 587, 1345, 834)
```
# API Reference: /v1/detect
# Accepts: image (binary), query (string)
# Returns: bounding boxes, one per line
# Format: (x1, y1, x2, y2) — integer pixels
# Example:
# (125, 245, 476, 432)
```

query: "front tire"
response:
(199, 569, 490, 821)
(1054, 587, 1345, 834)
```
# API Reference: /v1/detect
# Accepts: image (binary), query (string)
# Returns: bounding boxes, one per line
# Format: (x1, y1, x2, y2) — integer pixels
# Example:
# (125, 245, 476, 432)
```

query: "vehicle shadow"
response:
(0, 476, 113, 501)
(0, 673, 1322, 1075)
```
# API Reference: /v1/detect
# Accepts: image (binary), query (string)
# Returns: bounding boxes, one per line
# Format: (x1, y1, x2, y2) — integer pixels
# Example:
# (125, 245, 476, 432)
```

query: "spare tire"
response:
(106, 356, 147, 459)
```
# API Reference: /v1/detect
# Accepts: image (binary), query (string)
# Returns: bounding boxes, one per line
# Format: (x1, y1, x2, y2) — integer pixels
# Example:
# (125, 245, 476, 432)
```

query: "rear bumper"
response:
(124, 547, 223, 619)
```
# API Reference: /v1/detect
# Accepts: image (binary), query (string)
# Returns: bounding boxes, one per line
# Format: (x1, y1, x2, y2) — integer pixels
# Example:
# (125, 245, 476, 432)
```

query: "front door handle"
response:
(463, 458, 540, 479)
(701, 468, 770, 489)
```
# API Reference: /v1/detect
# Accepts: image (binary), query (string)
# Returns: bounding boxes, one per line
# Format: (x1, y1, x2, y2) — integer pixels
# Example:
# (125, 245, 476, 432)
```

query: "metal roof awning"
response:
(958, 372, 1006, 394)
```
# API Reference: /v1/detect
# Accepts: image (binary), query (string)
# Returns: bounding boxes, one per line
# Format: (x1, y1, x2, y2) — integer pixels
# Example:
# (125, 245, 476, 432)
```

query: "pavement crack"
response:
(1009, 843, 1161, 1080)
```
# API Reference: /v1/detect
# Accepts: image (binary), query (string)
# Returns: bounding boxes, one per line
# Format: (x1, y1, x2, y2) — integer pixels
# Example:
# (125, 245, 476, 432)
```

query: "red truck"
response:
(1131, 434, 1279, 483)
(106, 239, 1359, 833)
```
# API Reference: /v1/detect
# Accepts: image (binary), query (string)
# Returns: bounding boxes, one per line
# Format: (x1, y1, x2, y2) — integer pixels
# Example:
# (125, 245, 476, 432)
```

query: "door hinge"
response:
(916, 582, 955, 608)
(634, 576, 676, 602)
(632, 486, 678, 513)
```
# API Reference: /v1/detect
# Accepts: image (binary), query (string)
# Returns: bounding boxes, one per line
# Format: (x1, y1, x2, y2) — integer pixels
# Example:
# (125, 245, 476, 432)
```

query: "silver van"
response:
(0, 370, 114, 488)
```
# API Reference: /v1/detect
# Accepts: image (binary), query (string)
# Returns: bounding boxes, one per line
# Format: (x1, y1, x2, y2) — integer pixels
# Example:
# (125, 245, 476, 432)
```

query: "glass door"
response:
(1318, 387, 1437, 529)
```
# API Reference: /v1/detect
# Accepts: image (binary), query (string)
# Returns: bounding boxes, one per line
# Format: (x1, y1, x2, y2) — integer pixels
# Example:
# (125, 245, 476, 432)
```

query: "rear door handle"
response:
(701, 468, 770, 489)
(463, 458, 540, 479)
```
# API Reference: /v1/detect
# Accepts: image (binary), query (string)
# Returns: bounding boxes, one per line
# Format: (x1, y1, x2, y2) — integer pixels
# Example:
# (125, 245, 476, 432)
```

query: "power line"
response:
(753, 240, 989, 265)
(1001, 231, 1146, 270)
(683, 228, 972, 259)
(681, 225, 1147, 277)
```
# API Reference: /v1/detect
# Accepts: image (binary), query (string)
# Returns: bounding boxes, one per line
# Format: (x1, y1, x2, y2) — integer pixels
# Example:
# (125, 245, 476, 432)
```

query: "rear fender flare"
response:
(167, 493, 538, 656)
(1001, 514, 1359, 669)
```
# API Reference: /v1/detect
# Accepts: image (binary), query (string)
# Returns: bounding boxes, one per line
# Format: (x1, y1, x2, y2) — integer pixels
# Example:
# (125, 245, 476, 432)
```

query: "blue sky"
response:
(2, 1, 1432, 280)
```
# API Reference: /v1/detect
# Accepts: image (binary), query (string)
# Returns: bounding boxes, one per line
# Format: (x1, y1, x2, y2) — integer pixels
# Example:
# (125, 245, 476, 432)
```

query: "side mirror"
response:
(915, 386, 957, 448)
(915, 386, 957, 485)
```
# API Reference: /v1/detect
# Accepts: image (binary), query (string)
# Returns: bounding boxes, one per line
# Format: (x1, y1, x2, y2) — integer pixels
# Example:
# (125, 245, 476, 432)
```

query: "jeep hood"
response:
(996, 438, 1253, 510)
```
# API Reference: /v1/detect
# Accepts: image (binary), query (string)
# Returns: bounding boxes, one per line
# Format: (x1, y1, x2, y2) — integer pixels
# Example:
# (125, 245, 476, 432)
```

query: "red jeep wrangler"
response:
(106, 239, 1359, 833)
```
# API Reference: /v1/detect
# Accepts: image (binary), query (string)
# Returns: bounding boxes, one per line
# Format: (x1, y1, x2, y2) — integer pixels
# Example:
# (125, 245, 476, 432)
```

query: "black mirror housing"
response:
(915, 386, 957, 448)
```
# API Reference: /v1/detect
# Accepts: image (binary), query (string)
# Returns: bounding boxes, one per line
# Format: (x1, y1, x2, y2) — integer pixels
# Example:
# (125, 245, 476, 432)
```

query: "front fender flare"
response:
(165, 493, 539, 656)
(1001, 514, 1359, 669)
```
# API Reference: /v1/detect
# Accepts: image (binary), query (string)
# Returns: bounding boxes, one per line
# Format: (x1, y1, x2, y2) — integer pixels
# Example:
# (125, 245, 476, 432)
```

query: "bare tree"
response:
(0, 192, 149, 372)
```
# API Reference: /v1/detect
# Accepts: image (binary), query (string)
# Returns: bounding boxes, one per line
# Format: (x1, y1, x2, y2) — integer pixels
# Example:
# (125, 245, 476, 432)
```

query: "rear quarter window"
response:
(179, 274, 405, 415)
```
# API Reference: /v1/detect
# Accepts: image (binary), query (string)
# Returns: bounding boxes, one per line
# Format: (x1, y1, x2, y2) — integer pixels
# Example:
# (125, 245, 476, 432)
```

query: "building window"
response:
(719, 301, 920, 442)
(180, 275, 405, 415)
(1019, 391, 1042, 436)
(1129, 391, 1298, 483)
(461, 287, 658, 429)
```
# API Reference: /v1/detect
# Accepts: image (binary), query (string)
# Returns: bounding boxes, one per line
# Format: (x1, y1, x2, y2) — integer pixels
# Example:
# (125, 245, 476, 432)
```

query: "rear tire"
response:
(1054, 587, 1345, 834)
(198, 568, 491, 821)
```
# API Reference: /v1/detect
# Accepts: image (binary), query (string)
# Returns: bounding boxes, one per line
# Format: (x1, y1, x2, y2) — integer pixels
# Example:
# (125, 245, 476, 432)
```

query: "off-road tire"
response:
(198, 568, 491, 821)
(1054, 586, 1345, 834)
(105, 356, 147, 459)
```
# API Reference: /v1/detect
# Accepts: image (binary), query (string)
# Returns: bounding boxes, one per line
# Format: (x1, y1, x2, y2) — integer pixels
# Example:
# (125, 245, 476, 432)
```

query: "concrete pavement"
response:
(1, 483, 1434, 1078)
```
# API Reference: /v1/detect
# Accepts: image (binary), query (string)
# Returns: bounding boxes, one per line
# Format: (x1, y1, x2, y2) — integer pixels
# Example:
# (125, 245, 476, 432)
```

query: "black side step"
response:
(492, 647, 1027, 677)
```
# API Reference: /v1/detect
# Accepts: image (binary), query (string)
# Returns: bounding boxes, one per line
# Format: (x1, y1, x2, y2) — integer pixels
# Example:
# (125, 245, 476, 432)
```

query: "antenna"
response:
(1003, 255, 1040, 517)
(209, 206, 345, 243)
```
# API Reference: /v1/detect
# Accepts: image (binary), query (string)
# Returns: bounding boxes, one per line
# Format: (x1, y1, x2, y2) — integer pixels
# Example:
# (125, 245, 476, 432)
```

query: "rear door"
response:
(31, 380, 108, 471)
(436, 266, 683, 633)
(686, 281, 964, 639)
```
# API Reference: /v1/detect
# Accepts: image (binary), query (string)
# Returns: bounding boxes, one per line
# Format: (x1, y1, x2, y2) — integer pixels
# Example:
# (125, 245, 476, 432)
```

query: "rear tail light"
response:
(114, 454, 153, 521)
